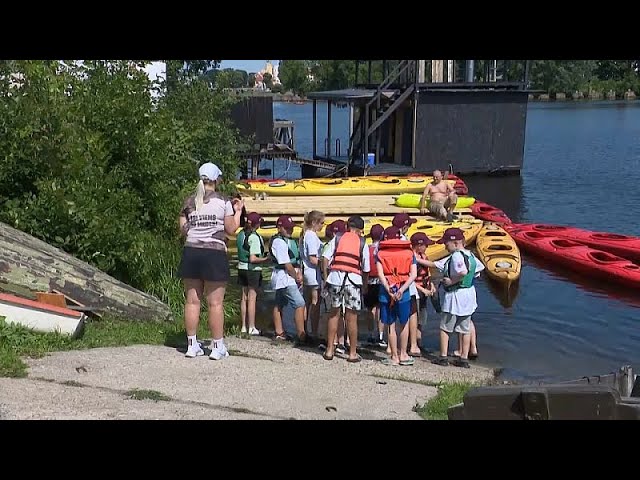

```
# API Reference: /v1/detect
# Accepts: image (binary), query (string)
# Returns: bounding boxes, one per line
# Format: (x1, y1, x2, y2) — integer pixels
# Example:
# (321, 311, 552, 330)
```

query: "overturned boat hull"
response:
(0, 221, 172, 322)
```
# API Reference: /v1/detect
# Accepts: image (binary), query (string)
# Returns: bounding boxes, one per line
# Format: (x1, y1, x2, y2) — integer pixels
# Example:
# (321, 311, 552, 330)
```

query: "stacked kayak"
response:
(507, 223, 640, 263)
(421, 221, 482, 261)
(394, 193, 476, 209)
(475, 223, 521, 284)
(230, 219, 482, 262)
(470, 201, 512, 224)
(233, 217, 482, 242)
(236, 176, 456, 196)
(505, 224, 640, 287)
(371, 173, 469, 196)
(446, 174, 469, 195)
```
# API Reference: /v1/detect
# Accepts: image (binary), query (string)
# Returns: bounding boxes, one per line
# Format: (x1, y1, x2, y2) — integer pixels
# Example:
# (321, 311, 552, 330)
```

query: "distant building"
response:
(272, 62, 281, 85)
(256, 61, 281, 88)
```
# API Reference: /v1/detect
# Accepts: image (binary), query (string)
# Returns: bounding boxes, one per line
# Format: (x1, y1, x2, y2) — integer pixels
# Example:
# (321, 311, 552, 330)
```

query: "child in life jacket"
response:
(419, 227, 485, 368)
(322, 216, 369, 362)
(320, 219, 348, 353)
(409, 232, 437, 355)
(376, 226, 418, 366)
(270, 215, 308, 344)
(236, 212, 270, 335)
(365, 224, 387, 348)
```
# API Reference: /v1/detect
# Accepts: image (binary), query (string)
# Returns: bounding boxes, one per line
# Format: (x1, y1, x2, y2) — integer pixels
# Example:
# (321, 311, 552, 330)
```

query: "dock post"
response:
(418, 60, 426, 83)
(432, 60, 444, 83)
(465, 60, 475, 82)
(312, 100, 317, 158)
(327, 101, 332, 157)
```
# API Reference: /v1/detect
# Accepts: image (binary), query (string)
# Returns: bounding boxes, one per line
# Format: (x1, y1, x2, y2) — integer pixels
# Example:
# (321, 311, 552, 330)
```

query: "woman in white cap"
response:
(178, 162, 244, 360)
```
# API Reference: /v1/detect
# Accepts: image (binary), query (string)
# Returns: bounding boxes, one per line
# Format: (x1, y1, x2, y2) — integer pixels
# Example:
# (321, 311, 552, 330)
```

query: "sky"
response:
(142, 60, 278, 82)
(219, 60, 278, 73)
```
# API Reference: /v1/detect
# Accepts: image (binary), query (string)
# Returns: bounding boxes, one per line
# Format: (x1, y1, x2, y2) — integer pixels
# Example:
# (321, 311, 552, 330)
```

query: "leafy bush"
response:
(0, 60, 243, 312)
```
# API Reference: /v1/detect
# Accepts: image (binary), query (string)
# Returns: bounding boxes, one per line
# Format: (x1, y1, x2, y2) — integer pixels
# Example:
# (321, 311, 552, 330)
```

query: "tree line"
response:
(276, 60, 640, 98)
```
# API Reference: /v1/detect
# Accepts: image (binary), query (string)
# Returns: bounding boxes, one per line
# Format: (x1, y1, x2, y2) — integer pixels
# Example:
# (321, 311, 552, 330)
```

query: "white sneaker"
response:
(209, 344, 229, 360)
(185, 344, 204, 358)
(248, 327, 260, 336)
(241, 326, 247, 334)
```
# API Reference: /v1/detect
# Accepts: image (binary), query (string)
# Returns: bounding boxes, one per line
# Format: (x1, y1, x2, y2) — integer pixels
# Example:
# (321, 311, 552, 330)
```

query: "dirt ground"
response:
(0, 336, 495, 420)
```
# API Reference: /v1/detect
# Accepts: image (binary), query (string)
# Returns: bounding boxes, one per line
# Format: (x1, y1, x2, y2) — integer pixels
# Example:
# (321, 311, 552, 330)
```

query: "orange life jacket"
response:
(414, 251, 430, 286)
(330, 231, 366, 275)
(377, 239, 413, 288)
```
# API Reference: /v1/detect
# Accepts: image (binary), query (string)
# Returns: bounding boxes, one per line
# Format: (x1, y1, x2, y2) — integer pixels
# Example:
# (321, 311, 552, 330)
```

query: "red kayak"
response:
(470, 201, 512, 224)
(444, 174, 469, 195)
(506, 224, 640, 287)
(506, 223, 640, 263)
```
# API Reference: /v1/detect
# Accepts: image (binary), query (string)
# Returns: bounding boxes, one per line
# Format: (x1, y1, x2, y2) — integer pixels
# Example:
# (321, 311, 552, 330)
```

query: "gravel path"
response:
(0, 336, 495, 420)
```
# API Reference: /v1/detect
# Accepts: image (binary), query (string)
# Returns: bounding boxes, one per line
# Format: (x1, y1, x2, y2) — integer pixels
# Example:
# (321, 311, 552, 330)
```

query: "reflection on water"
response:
(524, 254, 640, 310)
(483, 275, 520, 310)
(461, 175, 523, 222)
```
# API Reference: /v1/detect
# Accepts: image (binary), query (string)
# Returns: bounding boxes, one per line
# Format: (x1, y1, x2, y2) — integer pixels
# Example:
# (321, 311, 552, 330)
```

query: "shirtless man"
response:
(420, 169, 458, 222)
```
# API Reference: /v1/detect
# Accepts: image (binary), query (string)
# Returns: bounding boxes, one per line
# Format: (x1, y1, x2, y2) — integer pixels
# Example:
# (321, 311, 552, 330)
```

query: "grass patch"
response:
(0, 284, 245, 378)
(124, 389, 171, 402)
(417, 382, 475, 420)
(0, 346, 28, 378)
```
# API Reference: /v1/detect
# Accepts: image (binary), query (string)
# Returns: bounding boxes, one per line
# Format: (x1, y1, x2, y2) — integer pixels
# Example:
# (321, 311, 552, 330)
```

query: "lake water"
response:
(259, 100, 640, 383)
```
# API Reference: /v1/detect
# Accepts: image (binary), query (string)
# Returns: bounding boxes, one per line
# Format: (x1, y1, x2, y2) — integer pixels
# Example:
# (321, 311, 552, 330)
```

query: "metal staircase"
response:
(349, 60, 418, 169)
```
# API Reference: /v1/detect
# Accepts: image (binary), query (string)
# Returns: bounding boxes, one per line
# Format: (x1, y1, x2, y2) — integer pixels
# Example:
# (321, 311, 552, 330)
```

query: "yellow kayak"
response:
(232, 217, 482, 241)
(229, 219, 482, 262)
(475, 223, 521, 284)
(395, 194, 476, 209)
(236, 176, 455, 196)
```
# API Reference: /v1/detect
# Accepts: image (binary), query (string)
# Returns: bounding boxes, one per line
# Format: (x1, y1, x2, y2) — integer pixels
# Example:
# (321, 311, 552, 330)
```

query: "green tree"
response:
(263, 72, 273, 90)
(0, 60, 240, 292)
(279, 60, 310, 95)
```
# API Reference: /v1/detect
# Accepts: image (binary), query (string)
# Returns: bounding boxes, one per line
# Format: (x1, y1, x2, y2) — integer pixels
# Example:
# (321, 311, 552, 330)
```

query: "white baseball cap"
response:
(198, 162, 222, 181)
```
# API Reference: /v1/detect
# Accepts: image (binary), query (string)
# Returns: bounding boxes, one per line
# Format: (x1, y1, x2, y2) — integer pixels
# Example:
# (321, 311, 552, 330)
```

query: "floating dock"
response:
(242, 193, 471, 221)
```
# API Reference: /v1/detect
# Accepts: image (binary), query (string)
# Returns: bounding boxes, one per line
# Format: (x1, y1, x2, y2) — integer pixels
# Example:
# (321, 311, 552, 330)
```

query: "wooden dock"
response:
(242, 194, 471, 221)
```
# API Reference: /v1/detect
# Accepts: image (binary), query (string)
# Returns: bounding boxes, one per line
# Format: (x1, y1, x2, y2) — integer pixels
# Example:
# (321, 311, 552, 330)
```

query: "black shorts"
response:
(364, 283, 380, 309)
(237, 269, 263, 288)
(177, 247, 230, 283)
(410, 294, 428, 315)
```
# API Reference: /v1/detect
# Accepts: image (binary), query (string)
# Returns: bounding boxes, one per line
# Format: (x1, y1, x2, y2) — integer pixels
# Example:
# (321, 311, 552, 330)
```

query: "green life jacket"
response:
(236, 229, 265, 265)
(443, 250, 476, 292)
(270, 233, 300, 270)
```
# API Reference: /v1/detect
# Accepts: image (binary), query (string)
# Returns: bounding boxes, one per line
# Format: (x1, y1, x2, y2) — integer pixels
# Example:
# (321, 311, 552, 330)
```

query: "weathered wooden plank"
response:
(0, 221, 173, 322)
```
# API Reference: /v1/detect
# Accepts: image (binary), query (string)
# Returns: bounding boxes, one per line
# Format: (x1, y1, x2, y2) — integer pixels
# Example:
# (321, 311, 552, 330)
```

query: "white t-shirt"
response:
(302, 230, 322, 287)
(270, 237, 298, 290)
(433, 248, 485, 317)
(182, 191, 234, 251)
(322, 234, 370, 287)
(400, 234, 418, 298)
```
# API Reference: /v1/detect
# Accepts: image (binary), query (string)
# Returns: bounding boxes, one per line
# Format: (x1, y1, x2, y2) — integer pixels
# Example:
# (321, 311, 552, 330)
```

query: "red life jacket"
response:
(377, 239, 413, 288)
(368, 242, 379, 279)
(415, 251, 430, 286)
(330, 231, 366, 275)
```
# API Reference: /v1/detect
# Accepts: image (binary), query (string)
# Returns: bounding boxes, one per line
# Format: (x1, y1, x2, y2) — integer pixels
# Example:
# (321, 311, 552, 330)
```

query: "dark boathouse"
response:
(306, 60, 532, 177)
